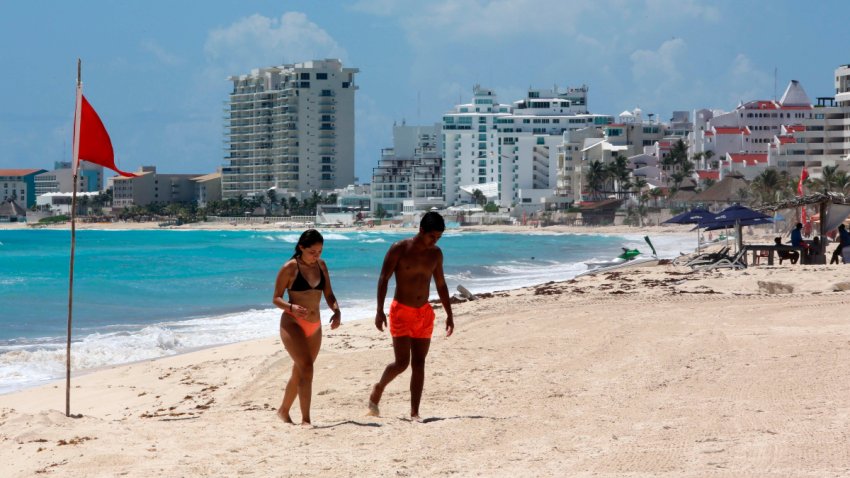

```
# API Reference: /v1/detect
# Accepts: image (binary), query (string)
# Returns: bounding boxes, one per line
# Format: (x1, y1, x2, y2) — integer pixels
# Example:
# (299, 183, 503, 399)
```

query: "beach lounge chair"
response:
(690, 248, 747, 271)
(684, 246, 731, 268)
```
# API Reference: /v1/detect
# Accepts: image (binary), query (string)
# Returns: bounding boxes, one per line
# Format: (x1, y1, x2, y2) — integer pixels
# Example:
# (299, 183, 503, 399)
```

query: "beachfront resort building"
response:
(371, 123, 443, 215)
(34, 161, 103, 197)
(193, 172, 222, 208)
(555, 108, 694, 203)
(689, 75, 850, 180)
(442, 85, 614, 209)
(0, 169, 47, 208)
(221, 59, 358, 200)
(111, 166, 208, 208)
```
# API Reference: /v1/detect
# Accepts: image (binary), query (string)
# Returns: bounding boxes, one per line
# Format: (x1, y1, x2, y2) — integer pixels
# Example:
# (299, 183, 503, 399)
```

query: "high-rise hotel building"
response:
(442, 85, 611, 207)
(222, 59, 358, 199)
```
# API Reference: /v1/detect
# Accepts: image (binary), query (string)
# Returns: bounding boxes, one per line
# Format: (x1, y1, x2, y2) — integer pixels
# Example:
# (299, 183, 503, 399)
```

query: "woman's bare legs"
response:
(279, 320, 322, 425)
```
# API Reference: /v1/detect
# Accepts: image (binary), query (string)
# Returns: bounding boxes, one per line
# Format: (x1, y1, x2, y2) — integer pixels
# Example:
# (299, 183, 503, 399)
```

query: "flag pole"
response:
(66, 58, 82, 418)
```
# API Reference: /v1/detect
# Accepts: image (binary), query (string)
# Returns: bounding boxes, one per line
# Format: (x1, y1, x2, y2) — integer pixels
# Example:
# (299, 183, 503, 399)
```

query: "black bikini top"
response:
(290, 260, 325, 292)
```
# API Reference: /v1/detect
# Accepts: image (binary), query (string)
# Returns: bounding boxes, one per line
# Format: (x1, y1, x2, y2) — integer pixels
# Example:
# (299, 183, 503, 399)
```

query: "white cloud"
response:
(204, 12, 347, 75)
(140, 39, 183, 66)
(630, 38, 687, 83)
(400, 0, 593, 45)
(349, 0, 402, 16)
(646, 0, 720, 22)
(726, 53, 773, 104)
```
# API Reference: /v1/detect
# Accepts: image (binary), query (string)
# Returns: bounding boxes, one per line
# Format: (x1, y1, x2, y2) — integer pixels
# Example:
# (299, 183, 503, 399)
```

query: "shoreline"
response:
(0, 219, 698, 236)
(2, 262, 850, 476)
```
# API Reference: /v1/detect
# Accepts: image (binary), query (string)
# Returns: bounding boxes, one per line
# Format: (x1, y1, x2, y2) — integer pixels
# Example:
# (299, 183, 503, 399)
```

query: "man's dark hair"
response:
(420, 211, 445, 232)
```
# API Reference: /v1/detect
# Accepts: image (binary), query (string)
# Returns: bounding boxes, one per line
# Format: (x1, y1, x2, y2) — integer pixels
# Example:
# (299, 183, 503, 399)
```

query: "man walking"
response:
(368, 212, 454, 420)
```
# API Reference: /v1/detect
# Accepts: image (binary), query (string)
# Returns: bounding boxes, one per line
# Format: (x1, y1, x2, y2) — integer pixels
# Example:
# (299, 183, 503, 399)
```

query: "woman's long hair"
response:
(292, 229, 324, 259)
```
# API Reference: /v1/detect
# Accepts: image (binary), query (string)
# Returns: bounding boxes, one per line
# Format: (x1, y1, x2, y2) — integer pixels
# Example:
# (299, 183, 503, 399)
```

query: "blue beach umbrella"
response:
(706, 204, 771, 225)
(663, 207, 716, 225)
(663, 207, 716, 252)
(697, 205, 773, 252)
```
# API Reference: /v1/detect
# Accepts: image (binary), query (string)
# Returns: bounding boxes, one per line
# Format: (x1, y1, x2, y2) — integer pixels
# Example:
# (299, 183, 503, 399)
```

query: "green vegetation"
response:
(39, 215, 69, 224)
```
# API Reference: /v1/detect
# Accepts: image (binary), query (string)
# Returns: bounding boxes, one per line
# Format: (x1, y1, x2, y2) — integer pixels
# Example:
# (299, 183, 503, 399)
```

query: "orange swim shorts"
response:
(389, 300, 435, 339)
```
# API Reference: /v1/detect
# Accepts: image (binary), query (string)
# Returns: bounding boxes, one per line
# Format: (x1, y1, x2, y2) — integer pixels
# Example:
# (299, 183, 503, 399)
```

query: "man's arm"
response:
(432, 249, 454, 337)
(375, 242, 402, 331)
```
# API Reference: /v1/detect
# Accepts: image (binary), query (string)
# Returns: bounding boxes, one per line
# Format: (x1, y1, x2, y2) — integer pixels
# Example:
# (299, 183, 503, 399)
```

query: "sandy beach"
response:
(2, 258, 850, 477)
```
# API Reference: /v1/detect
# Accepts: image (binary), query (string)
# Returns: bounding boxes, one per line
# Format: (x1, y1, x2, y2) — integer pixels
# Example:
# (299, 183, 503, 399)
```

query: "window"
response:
(316, 73, 327, 80)
(300, 73, 310, 80)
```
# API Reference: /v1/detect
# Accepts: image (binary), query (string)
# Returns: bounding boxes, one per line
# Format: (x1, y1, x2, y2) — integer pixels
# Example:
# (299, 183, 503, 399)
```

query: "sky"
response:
(1, 0, 849, 183)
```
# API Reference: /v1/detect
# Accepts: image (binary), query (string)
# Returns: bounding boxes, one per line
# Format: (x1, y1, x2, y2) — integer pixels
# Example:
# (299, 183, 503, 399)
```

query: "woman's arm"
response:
(320, 261, 341, 329)
(272, 260, 297, 312)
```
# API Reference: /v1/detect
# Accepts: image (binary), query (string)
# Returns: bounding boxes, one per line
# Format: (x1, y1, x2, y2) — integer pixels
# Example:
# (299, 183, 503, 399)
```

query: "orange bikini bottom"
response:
(389, 300, 435, 339)
(283, 312, 321, 337)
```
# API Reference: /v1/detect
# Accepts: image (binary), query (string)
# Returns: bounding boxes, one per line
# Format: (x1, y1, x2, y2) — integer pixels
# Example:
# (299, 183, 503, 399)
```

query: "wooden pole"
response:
(66, 59, 82, 417)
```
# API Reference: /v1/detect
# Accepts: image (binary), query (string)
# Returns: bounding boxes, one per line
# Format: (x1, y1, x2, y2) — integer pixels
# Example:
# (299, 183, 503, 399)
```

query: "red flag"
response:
(73, 93, 135, 177)
(797, 166, 808, 196)
(798, 166, 808, 226)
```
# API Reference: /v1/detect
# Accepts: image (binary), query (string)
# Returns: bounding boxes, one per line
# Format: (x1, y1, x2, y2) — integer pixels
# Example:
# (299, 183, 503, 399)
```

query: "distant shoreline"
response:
(0, 219, 696, 236)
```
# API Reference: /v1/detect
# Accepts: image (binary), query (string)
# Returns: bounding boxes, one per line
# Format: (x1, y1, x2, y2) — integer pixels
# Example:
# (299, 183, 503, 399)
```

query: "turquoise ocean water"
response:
(0, 228, 691, 393)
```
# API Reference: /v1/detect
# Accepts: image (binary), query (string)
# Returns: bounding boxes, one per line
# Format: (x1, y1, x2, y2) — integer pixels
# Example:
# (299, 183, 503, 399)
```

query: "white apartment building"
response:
(690, 78, 850, 179)
(442, 85, 613, 208)
(556, 108, 681, 204)
(36, 191, 100, 215)
(371, 123, 443, 215)
(34, 161, 103, 196)
(556, 127, 605, 201)
(222, 59, 358, 200)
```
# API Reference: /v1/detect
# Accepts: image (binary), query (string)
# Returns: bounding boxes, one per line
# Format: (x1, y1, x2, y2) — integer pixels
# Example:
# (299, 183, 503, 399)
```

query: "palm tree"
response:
(809, 165, 842, 193)
(78, 195, 90, 216)
(649, 188, 664, 207)
(670, 171, 686, 191)
(587, 160, 608, 200)
(631, 177, 648, 200)
(374, 204, 387, 219)
(607, 153, 630, 199)
(750, 168, 784, 205)
(704, 150, 716, 169)
(265, 189, 278, 214)
(471, 188, 486, 206)
(836, 170, 850, 194)
(691, 152, 705, 170)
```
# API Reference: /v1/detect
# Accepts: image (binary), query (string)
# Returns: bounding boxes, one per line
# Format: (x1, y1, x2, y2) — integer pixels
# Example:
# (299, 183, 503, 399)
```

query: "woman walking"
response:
(273, 229, 341, 426)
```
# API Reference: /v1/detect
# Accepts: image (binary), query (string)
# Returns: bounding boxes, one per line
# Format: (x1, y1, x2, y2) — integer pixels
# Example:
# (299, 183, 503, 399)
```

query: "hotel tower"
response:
(222, 59, 358, 199)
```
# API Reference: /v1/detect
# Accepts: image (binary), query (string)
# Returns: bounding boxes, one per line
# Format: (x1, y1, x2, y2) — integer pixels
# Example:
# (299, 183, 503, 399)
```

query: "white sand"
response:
(2, 262, 850, 477)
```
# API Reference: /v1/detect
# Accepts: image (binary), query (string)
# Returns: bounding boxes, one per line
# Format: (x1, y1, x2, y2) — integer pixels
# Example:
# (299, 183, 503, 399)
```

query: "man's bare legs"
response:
(279, 322, 322, 426)
(368, 337, 410, 416)
(409, 338, 431, 419)
(369, 337, 431, 418)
